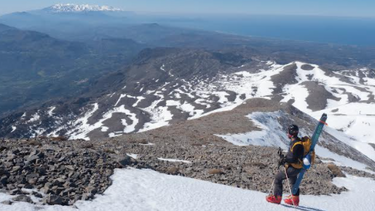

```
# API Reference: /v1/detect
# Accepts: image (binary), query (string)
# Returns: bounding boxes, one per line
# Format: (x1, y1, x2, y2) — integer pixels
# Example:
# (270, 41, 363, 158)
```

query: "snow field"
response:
(68, 103, 139, 140)
(2, 168, 375, 211)
(284, 62, 375, 144)
(311, 103, 375, 145)
(67, 103, 99, 140)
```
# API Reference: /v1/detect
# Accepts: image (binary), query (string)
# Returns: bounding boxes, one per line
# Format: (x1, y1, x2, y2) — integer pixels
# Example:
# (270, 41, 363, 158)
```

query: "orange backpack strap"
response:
(290, 141, 302, 152)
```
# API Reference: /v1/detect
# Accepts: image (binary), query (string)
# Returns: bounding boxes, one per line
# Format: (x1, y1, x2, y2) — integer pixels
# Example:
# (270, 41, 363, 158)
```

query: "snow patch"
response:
(27, 113, 40, 123)
(68, 103, 99, 140)
(158, 158, 192, 164)
(48, 106, 56, 117)
(11, 126, 16, 133)
(217, 111, 289, 149)
(127, 154, 138, 159)
(139, 143, 155, 146)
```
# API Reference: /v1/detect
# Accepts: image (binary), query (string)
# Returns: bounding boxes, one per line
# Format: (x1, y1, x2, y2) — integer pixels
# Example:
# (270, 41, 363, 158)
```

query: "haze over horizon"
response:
(0, 0, 374, 18)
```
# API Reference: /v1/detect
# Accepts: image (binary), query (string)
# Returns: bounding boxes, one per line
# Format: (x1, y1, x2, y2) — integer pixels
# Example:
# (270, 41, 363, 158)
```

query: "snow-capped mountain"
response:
(43, 4, 123, 13)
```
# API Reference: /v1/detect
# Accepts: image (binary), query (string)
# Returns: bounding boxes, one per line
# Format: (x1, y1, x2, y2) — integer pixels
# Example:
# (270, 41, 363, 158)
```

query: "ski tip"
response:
(320, 113, 328, 124)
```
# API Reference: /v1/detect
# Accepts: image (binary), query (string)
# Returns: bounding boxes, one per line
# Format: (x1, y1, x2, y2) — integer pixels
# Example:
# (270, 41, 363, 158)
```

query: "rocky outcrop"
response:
(114, 134, 349, 196)
(0, 138, 137, 206)
(2, 130, 374, 207)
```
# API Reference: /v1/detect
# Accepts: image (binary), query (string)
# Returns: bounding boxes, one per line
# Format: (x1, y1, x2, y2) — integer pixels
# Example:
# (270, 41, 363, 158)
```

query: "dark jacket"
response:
(285, 137, 304, 169)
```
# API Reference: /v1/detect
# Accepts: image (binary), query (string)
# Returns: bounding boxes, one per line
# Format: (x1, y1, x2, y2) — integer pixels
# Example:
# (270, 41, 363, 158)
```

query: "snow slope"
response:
(217, 111, 375, 168)
(281, 62, 375, 144)
(1, 168, 374, 211)
(217, 111, 290, 149)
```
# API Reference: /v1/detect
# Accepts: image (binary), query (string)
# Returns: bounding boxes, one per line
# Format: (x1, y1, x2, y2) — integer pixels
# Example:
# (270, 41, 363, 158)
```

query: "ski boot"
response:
(284, 195, 299, 206)
(266, 194, 282, 204)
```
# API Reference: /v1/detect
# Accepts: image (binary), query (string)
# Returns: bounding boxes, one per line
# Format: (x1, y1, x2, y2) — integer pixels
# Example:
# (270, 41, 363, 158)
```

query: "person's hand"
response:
(278, 157, 286, 166)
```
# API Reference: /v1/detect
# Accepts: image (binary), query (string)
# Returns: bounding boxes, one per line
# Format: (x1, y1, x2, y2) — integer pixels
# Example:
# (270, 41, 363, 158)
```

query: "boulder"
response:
(1, 200, 12, 205)
(166, 167, 179, 175)
(117, 155, 133, 167)
(12, 195, 33, 203)
(327, 163, 346, 177)
(45, 195, 69, 205)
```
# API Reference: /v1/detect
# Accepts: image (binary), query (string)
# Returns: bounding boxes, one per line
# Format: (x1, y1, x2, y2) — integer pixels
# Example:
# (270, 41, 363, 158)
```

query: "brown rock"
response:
(208, 169, 224, 174)
(327, 163, 346, 177)
(166, 167, 179, 175)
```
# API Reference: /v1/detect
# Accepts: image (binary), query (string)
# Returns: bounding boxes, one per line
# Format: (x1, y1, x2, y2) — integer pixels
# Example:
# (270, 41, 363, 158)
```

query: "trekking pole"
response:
(268, 147, 284, 195)
(268, 173, 277, 195)
(284, 166, 296, 206)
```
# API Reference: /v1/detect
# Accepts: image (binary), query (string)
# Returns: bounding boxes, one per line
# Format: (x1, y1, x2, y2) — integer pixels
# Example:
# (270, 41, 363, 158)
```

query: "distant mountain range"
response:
(0, 4, 375, 144)
(42, 4, 124, 13)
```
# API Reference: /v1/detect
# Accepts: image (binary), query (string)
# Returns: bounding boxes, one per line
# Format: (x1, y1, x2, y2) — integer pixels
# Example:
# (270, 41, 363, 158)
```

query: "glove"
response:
(278, 157, 286, 166)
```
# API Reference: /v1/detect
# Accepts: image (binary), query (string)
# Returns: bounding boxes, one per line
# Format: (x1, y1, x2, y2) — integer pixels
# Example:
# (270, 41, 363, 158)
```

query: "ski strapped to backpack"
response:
(291, 113, 328, 195)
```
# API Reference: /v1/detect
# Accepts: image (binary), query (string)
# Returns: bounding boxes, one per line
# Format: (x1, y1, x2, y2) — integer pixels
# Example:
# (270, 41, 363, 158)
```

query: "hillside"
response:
(0, 98, 375, 209)
(0, 24, 146, 116)
(2, 49, 374, 158)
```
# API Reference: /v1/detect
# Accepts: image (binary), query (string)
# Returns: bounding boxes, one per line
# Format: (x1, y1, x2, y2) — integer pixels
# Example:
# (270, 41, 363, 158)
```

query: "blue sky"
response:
(0, 0, 374, 17)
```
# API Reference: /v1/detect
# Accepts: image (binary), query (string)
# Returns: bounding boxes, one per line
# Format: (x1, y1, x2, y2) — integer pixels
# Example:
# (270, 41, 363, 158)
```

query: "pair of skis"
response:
(291, 113, 328, 195)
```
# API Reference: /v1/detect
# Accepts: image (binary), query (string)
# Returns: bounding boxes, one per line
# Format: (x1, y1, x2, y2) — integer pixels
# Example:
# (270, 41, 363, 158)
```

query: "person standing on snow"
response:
(266, 124, 304, 206)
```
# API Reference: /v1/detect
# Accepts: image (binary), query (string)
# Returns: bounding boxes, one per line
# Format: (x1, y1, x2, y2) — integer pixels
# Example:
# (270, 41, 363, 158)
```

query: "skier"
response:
(266, 124, 304, 206)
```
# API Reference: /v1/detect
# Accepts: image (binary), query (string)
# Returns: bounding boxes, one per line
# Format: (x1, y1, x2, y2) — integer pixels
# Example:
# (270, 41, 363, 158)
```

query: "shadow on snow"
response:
(281, 204, 327, 211)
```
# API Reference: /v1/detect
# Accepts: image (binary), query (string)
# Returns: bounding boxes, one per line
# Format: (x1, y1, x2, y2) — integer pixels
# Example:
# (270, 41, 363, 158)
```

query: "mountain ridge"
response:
(42, 4, 124, 13)
(1, 48, 374, 152)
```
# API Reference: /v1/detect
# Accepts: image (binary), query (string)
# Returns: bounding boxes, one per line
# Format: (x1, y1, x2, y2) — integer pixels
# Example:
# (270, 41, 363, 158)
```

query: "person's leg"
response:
(286, 167, 301, 195)
(288, 175, 299, 196)
(267, 169, 286, 204)
(284, 167, 301, 206)
(273, 169, 287, 197)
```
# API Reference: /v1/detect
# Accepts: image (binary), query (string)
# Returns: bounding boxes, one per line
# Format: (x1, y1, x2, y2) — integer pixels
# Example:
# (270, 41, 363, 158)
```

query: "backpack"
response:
(290, 136, 316, 169)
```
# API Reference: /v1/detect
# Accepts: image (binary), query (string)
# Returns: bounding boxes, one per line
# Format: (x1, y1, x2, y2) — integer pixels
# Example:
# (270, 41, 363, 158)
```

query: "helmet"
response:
(288, 124, 299, 138)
